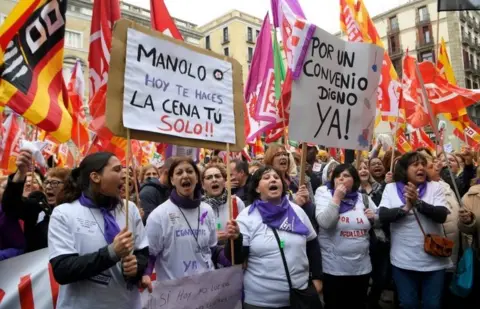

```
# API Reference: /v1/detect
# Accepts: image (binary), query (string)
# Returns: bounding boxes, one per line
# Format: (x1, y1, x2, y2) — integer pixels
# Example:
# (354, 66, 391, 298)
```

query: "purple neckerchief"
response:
(249, 196, 309, 235)
(330, 189, 359, 214)
(395, 182, 427, 204)
(170, 187, 202, 209)
(79, 193, 120, 245)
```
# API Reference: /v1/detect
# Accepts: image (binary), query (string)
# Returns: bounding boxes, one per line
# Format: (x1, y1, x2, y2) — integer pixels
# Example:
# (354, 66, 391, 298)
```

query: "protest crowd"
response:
(1, 0, 480, 309)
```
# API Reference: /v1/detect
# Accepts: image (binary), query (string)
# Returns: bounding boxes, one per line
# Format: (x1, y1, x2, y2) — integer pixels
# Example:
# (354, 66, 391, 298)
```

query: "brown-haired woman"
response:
(145, 157, 242, 281)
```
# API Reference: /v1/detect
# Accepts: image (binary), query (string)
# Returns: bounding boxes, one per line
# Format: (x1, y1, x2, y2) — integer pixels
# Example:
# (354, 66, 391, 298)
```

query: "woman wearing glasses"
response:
(2, 149, 70, 252)
(201, 164, 245, 246)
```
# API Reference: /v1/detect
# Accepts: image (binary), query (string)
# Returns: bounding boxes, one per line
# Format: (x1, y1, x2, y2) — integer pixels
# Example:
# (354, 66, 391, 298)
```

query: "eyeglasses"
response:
(44, 180, 64, 188)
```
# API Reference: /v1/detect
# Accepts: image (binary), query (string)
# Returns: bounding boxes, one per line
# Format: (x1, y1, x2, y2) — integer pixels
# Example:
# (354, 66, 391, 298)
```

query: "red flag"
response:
(232, 197, 239, 219)
(411, 129, 435, 153)
(88, 0, 120, 135)
(150, 0, 183, 40)
(0, 114, 24, 172)
(66, 61, 89, 154)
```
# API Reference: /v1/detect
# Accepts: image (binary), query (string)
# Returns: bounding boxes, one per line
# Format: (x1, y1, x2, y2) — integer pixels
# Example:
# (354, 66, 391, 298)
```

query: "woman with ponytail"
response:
(48, 152, 149, 309)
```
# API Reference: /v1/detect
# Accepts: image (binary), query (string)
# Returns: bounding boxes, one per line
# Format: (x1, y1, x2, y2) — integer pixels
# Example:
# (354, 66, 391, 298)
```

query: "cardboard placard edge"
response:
(106, 18, 245, 151)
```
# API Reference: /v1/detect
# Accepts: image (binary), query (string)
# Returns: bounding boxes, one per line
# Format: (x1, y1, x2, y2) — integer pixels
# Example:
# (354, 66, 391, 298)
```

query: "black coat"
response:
(139, 178, 169, 224)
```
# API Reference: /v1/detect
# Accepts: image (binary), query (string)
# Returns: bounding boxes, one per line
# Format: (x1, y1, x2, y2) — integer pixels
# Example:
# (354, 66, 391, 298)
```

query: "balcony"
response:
(462, 35, 472, 46)
(416, 38, 434, 51)
(416, 12, 431, 26)
(389, 47, 404, 59)
(387, 22, 400, 35)
(221, 38, 230, 45)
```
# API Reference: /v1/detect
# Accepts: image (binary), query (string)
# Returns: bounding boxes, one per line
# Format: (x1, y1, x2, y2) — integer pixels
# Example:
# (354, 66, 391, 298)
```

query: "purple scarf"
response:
(170, 187, 202, 209)
(249, 196, 309, 235)
(395, 182, 427, 204)
(330, 189, 359, 214)
(79, 193, 120, 245)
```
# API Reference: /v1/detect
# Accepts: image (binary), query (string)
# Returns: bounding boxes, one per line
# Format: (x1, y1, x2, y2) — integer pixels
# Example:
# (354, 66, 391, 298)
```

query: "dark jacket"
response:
(139, 178, 169, 224)
(2, 174, 51, 252)
(0, 204, 25, 260)
(232, 175, 251, 204)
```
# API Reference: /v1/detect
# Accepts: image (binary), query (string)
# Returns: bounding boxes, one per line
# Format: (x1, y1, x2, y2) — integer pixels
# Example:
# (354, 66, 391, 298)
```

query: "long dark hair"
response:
(330, 164, 361, 192)
(247, 165, 287, 205)
(57, 152, 115, 205)
(167, 156, 202, 192)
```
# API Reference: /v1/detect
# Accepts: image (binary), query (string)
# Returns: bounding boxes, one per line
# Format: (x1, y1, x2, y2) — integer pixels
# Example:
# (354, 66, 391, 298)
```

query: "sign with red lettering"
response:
(123, 28, 235, 144)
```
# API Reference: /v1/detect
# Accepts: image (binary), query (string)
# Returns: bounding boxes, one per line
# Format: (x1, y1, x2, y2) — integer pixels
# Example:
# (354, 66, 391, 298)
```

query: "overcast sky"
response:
(128, 0, 411, 33)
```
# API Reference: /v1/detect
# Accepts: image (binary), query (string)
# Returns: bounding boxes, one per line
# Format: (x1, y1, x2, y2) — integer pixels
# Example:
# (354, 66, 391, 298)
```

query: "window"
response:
(474, 82, 479, 89)
(64, 30, 82, 49)
(423, 26, 431, 43)
(223, 27, 229, 43)
(389, 16, 399, 31)
(466, 78, 472, 88)
(477, 59, 480, 69)
(420, 51, 434, 62)
(388, 35, 398, 53)
(224, 47, 229, 56)
(205, 35, 210, 49)
(256, 30, 260, 38)
(470, 53, 474, 65)
(418, 6, 429, 21)
(247, 27, 253, 42)
(248, 47, 253, 62)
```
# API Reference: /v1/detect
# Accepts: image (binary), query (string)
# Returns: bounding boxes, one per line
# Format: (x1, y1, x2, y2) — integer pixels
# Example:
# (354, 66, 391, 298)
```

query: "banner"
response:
(0, 250, 242, 309)
(289, 26, 383, 150)
(141, 266, 243, 309)
(123, 28, 235, 144)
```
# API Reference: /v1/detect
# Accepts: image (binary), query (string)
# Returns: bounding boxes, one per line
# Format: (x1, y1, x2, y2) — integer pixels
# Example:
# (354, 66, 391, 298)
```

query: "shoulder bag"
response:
(272, 229, 322, 309)
(412, 209, 454, 257)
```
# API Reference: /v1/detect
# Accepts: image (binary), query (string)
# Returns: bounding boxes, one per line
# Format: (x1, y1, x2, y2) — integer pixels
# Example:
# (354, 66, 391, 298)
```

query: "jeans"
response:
(392, 266, 445, 309)
(368, 241, 391, 308)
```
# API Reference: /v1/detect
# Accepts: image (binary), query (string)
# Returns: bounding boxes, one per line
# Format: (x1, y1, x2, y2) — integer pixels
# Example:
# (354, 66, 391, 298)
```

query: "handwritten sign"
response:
(141, 266, 243, 309)
(289, 26, 383, 150)
(123, 28, 235, 144)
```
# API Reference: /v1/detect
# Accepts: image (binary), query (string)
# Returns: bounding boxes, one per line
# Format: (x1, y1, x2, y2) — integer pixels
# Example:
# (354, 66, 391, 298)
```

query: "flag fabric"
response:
(340, 0, 402, 124)
(244, 14, 276, 143)
(253, 136, 265, 156)
(0, 0, 73, 142)
(395, 126, 413, 154)
(88, 0, 120, 137)
(150, 0, 183, 39)
(411, 129, 435, 154)
(66, 61, 90, 154)
(0, 113, 25, 172)
(402, 54, 480, 129)
(436, 37, 480, 146)
(56, 144, 74, 168)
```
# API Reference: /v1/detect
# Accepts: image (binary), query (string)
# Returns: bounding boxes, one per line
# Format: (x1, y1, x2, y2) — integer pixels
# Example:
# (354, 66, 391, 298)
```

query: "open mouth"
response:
(268, 183, 279, 192)
(181, 180, 192, 189)
(416, 171, 426, 178)
(211, 184, 220, 190)
(279, 159, 288, 166)
(46, 192, 55, 199)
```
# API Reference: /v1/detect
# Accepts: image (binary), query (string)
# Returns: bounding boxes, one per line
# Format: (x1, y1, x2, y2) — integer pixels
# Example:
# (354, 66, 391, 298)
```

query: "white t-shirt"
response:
(316, 189, 375, 276)
(48, 200, 148, 309)
(237, 201, 317, 308)
(145, 199, 217, 281)
(379, 182, 453, 272)
(211, 196, 245, 232)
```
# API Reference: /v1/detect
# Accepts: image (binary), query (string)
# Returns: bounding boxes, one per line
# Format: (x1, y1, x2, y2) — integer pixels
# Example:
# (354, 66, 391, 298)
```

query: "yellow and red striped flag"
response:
(0, 0, 72, 142)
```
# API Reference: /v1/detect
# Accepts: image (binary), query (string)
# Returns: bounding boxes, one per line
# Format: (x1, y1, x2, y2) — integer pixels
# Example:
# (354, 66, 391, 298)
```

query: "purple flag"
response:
(271, 0, 306, 28)
(244, 14, 276, 143)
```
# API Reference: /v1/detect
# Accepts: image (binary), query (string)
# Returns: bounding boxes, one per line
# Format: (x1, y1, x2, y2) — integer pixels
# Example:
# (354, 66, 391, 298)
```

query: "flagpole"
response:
(414, 60, 463, 202)
(125, 129, 131, 230)
(435, 11, 441, 59)
(299, 142, 308, 186)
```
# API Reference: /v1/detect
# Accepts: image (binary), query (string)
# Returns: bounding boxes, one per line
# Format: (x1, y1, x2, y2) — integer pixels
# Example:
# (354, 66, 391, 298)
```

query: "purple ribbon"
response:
(395, 182, 427, 204)
(79, 193, 120, 245)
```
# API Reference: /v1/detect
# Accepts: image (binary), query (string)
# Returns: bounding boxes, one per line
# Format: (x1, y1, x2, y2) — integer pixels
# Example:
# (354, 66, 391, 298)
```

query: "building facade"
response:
(339, 0, 480, 146)
(197, 10, 263, 82)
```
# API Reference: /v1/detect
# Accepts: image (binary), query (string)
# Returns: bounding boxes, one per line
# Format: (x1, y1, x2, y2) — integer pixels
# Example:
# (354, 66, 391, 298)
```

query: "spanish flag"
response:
(0, 0, 72, 142)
